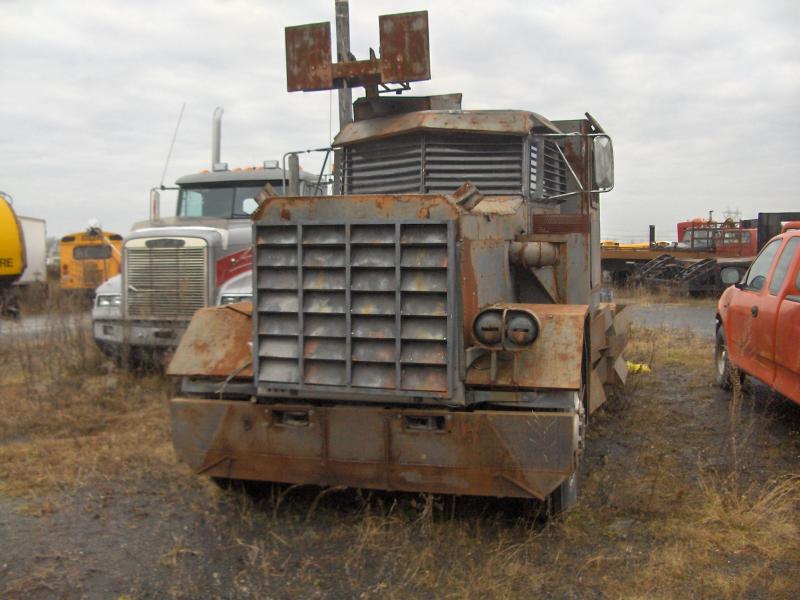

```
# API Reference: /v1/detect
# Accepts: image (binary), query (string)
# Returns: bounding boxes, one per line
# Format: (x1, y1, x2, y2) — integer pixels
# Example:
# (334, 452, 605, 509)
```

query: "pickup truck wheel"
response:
(715, 326, 743, 390)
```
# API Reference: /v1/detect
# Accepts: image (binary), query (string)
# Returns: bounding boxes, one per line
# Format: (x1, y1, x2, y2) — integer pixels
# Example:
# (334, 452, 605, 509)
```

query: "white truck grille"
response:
(124, 237, 208, 320)
(255, 221, 454, 399)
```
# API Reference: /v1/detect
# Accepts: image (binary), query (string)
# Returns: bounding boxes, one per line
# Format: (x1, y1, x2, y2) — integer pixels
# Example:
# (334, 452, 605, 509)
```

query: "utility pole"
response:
(334, 0, 353, 193)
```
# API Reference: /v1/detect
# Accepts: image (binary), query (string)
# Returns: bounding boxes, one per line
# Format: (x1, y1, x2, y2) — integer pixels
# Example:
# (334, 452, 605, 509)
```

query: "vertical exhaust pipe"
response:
(149, 188, 161, 223)
(212, 107, 227, 171)
(288, 154, 300, 195)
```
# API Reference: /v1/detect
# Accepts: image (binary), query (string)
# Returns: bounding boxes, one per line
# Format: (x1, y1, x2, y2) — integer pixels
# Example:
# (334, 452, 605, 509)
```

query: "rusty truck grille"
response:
(125, 242, 207, 320)
(255, 221, 454, 399)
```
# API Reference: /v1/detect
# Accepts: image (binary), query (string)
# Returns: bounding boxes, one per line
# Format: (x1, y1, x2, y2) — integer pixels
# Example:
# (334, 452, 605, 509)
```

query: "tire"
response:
(546, 472, 578, 518)
(211, 476, 264, 497)
(545, 390, 584, 518)
(715, 326, 744, 390)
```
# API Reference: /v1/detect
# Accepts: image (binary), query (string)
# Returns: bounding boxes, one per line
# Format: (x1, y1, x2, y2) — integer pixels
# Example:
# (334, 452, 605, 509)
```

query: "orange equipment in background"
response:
(60, 228, 122, 291)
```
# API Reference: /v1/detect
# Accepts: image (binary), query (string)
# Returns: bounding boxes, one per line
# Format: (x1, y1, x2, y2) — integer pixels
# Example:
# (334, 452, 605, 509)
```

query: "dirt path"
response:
(1, 308, 798, 599)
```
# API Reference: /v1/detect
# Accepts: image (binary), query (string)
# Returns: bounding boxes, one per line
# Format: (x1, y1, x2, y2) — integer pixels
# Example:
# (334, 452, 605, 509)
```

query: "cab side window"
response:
(744, 238, 781, 291)
(769, 238, 800, 295)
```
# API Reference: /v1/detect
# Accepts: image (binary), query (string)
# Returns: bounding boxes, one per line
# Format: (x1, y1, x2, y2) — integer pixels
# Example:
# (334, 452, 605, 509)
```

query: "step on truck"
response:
(167, 10, 628, 513)
(92, 108, 323, 365)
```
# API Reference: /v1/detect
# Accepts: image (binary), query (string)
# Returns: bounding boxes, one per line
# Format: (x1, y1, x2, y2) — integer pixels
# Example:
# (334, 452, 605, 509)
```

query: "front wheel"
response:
(545, 391, 584, 518)
(546, 472, 578, 517)
(715, 325, 743, 390)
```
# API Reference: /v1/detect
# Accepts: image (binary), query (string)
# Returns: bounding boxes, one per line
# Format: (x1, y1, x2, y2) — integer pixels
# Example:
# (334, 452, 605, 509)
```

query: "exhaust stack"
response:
(212, 107, 227, 172)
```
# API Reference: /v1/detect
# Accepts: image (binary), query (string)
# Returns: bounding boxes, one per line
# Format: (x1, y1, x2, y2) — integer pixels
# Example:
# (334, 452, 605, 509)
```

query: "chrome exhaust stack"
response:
(212, 106, 227, 172)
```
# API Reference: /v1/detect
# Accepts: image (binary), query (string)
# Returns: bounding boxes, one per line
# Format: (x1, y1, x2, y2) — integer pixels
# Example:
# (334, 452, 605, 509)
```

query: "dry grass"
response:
(1, 313, 798, 599)
(148, 325, 798, 599)
(0, 307, 177, 497)
(613, 284, 718, 307)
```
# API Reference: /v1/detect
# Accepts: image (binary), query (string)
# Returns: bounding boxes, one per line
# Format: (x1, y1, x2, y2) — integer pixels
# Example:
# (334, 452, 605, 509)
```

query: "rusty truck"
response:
(167, 10, 627, 513)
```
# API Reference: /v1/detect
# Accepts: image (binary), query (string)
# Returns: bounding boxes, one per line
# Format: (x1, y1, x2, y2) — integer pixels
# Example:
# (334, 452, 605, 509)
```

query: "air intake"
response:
(254, 220, 455, 400)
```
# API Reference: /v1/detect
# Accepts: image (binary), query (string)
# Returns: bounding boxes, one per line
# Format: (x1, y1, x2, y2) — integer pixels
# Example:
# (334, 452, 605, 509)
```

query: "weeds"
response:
(0, 302, 176, 496)
(1, 309, 798, 599)
(613, 283, 718, 307)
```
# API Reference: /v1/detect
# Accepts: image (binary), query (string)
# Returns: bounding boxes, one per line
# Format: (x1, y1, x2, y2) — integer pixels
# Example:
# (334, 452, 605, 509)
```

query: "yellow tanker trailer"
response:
(0, 192, 25, 317)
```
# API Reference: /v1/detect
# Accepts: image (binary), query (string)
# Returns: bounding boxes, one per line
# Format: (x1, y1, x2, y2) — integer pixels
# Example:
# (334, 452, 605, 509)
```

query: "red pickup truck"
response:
(715, 230, 800, 404)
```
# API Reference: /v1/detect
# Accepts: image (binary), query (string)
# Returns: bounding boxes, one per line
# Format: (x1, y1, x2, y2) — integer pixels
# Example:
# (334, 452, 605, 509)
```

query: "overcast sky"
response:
(1, 0, 798, 241)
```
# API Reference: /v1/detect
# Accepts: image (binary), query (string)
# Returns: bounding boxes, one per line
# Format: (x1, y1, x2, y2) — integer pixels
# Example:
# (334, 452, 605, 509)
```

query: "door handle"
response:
(751, 305, 759, 317)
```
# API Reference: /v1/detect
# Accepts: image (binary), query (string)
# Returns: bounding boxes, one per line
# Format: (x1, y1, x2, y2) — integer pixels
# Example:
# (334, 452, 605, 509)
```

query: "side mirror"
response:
(721, 266, 742, 286)
(149, 189, 161, 222)
(592, 135, 614, 192)
(241, 197, 259, 215)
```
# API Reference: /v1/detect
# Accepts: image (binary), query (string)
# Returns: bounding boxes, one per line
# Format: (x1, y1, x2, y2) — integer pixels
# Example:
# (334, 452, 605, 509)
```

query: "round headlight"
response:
(505, 311, 539, 346)
(473, 310, 503, 345)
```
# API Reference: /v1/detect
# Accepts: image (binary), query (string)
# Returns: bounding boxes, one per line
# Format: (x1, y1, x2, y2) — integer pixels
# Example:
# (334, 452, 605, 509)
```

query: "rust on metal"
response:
(531, 214, 590, 235)
(285, 11, 430, 95)
(378, 11, 431, 83)
(253, 193, 460, 224)
(332, 58, 381, 83)
(171, 398, 577, 500)
(353, 93, 462, 121)
(333, 110, 560, 146)
(466, 304, 588, 390)
(285, 22, 333, 92)
(509, 241, 560, 268)
(167, 302, 253, 378)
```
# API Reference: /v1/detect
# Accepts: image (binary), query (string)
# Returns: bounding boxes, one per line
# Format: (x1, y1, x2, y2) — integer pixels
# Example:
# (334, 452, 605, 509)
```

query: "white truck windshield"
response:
(177, 184, 277, 218)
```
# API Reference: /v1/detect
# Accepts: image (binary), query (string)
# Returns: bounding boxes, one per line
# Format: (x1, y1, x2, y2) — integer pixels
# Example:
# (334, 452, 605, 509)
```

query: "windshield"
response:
(722, 231, 751, 245)
(73, 245, 113, 260)
(679, 228, 718, 249)
(177, 183, 282, 218)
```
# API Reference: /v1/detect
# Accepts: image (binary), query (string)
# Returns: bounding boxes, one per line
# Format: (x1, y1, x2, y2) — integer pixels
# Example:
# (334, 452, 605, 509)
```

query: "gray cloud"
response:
(1, 0, 798, 241)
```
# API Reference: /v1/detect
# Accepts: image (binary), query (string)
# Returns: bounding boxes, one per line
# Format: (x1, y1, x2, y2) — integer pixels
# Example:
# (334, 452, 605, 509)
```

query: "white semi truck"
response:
(92, 109, 323, 364)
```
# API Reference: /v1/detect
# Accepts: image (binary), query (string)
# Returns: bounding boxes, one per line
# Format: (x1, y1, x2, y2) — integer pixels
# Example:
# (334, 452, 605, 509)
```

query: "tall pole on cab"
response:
(334, 0, 353, 193)
(335, 1, 353, 129)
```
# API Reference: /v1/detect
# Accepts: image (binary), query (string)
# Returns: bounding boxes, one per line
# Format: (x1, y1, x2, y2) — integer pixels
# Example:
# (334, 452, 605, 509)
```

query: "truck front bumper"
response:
(93, 319, 188, 352)
(171, 398, 579, 500)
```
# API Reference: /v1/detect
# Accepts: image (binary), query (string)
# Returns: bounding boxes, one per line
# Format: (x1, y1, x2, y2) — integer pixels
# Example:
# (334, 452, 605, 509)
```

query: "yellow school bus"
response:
(60, 230, 123, 291)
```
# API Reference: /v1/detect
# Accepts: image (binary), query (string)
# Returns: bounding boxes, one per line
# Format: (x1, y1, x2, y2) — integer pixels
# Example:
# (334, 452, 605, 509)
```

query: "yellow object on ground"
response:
(627, 361, 652, 374)
(0, 195, 25, 280)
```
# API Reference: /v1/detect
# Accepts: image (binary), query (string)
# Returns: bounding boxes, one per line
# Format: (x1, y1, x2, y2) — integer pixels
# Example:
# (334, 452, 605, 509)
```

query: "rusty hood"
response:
(333, 110, 562, 146)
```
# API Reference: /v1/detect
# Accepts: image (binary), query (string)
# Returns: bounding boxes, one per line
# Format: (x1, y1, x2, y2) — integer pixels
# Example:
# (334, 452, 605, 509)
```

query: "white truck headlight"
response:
(96, 294, 121, 308)
(219, 294, 251, 306)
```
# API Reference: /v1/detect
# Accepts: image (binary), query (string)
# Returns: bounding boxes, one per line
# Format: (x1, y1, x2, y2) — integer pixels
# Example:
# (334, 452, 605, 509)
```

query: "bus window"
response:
(73, 245, 113, 260)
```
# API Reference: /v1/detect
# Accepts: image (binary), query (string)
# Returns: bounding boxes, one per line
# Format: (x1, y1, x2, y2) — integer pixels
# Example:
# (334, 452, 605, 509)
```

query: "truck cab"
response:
(92, 163, 323, 364)
(676, 224, 757, 257)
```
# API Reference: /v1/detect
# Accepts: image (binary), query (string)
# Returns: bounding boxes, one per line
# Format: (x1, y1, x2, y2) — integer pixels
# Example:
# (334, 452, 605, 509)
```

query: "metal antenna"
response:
(160, 102, 186, 189)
